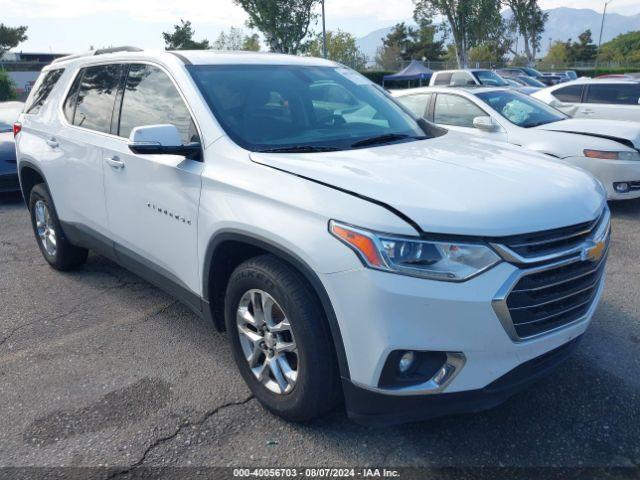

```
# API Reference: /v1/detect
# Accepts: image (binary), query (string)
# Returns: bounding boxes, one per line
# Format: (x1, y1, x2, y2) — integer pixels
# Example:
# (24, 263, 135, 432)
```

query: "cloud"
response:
(2, 0, 248, 23)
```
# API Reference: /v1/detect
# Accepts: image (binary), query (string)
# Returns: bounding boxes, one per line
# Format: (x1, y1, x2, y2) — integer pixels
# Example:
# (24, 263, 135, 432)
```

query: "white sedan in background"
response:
(531, 79, 640, 122)
(393, 86, 640, 200)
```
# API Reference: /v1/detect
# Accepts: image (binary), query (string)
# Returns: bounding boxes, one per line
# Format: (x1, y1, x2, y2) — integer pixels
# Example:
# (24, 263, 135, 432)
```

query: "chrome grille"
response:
(492, 211, 606, 263)
(506, 254, 607, 338)
(493, 207, 610, 341)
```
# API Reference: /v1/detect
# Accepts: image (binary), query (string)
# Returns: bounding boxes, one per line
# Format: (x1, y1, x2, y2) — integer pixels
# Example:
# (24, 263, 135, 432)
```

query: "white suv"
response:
(15, 48, 609, 425)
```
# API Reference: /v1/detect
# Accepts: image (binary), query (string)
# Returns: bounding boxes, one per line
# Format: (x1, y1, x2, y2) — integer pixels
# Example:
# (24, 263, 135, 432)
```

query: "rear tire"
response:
(29, 183, 88, 271)
(225, 254, 341, 422)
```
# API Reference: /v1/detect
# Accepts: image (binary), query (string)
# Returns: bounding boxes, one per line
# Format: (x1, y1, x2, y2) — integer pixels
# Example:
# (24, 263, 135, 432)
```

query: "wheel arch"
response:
(203, 230, 350, 380)
(18, 160, 48, 206)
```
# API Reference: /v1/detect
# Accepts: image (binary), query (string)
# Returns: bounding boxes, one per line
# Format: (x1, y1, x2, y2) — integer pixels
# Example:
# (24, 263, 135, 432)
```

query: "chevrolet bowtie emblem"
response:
(582, 240, 606, 262)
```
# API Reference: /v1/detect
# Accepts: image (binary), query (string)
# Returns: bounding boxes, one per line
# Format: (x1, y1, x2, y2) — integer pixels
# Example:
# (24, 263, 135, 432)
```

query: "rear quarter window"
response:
(433, 73, 452, 86)
(552, 85, 583, 103)
(24, 69, 64, 115)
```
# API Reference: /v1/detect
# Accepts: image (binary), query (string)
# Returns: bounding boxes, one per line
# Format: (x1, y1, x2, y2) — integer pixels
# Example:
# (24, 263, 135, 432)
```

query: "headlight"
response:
(329, 221, 501, 281)
(584, 149, 640, 161)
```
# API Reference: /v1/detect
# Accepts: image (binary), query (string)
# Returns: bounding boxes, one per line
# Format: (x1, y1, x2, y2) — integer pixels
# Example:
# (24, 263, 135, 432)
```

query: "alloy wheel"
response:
(35, 200, 57, 256)
(236, 289, 298, 394)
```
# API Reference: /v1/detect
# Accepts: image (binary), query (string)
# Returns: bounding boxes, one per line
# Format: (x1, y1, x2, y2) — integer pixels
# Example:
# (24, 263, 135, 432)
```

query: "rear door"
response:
(50, 64, 124, 235)
(101, 63, 203, 301)
(582, 83, 640, 121)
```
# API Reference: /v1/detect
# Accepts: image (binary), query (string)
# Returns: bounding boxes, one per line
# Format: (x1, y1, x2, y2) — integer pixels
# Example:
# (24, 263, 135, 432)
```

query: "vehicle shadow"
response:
(608, 197, 640, 219)
(0, 191, 23, 205)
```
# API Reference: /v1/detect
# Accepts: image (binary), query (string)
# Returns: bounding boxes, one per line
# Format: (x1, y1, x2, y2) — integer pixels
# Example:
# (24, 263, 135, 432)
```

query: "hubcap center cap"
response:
(264, 332, 276, 349)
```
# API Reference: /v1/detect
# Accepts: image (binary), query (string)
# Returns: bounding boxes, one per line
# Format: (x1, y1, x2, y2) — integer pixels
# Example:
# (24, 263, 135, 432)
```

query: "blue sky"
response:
(4, 0, 640, 53)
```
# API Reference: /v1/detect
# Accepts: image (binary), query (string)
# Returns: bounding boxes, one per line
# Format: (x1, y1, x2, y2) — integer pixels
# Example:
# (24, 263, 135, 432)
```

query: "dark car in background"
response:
(497, 67, 563, 86)
(0, 102, 24, 193)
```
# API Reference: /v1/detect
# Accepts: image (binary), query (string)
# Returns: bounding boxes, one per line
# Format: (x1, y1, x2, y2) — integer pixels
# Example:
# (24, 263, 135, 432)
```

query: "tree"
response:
(503, 0, 548, 65)
(233, 0, 319, 54)
(567, 30, 597, 63)
(598, 31, 640, 64)
(243, 33, 261, 51)
(212, 26, 261, 51)
(0, 72, 16, 101)
(414, 0, 504, 68)
(374, 20, 444, 70)
(162, 20, 210, 50)
(307, 30, 367, 69)
(543, 40, 569, 65)
(0, 24, 28, 57)
(374, 42, 403, 71)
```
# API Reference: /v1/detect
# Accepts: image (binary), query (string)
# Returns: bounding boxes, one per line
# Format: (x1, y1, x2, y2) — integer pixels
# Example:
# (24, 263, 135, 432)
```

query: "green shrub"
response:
(0, 72, 17, 101)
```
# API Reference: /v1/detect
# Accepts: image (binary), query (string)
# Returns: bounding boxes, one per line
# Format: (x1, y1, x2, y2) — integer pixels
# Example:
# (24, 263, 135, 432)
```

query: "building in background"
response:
(1, 51, 68, 99)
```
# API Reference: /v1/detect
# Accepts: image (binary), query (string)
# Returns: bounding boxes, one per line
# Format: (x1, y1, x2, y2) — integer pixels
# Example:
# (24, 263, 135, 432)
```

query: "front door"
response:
(101, 63, 203, 301)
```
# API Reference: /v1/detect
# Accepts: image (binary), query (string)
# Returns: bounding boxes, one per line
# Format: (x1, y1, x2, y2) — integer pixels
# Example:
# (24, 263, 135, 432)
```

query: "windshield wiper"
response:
(350, 133, 426, 148)
(257, 145, 342, 153)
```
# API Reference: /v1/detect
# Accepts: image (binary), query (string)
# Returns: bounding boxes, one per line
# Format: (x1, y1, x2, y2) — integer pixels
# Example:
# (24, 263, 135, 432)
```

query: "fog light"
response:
(614, 182, 630, 193)
(398, 351, 415, 373)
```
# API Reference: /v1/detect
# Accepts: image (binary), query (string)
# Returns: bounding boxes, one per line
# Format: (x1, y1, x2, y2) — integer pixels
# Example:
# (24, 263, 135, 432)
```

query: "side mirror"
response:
(473, 116, 499, 132)
(128, 124, 201, 160)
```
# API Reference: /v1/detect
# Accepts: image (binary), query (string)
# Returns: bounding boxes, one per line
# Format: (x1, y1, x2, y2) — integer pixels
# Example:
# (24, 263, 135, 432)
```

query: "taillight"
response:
(13, 122, 22, 138)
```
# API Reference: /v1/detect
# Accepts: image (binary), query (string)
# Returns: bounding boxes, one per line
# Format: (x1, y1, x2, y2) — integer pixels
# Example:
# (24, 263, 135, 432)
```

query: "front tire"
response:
(29, 183, 88, 270)
(225, 254, 341, 422)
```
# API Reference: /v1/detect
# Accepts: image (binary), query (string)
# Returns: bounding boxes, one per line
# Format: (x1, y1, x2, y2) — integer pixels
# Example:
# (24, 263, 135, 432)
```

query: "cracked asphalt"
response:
(0, 192, 639, 475)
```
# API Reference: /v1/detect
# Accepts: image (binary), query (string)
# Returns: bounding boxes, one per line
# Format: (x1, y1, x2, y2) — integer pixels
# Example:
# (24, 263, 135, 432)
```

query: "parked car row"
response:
(393, 86, 640, 200)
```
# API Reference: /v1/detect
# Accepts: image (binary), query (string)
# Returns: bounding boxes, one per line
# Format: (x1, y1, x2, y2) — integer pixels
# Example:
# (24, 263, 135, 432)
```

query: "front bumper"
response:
(321, 250, 604, 422)
(343, 337, 581, 426)
(563, 156, 640, 200)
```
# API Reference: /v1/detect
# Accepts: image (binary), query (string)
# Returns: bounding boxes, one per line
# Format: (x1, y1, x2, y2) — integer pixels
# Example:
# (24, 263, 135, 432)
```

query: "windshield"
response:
(520, 67, 542, 77)
(518, 76, 546, 87)
(473, 71, 509, 87)
(476, 90, 567, 128)
(189, 65, 428, 152)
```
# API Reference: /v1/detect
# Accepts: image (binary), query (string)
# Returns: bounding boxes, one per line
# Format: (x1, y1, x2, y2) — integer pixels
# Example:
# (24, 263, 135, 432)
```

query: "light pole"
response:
(321, 0, 327, 59)
(596, 0, 614, 67)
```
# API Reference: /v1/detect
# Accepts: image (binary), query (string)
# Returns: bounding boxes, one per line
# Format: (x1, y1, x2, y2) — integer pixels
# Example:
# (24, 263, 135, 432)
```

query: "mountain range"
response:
(356, 7, 640, 61)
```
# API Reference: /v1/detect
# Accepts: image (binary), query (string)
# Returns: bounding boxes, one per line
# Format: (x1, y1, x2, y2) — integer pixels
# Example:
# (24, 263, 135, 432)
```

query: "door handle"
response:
(46, 138, 59, 148)
(105, 156, 125, 169)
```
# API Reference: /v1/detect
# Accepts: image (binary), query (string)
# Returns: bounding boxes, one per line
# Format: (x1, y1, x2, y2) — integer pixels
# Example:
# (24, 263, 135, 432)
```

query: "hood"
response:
(250, 132, 604, 237)
(534, 118, 640, 149)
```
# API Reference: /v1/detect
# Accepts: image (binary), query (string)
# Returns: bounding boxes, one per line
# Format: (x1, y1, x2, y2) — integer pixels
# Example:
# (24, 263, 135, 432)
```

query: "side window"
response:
(118, 64, 198, 144)
(25, 69, 64, 115)
(73, 64, 124, 133)
(397, 94, 431, 118)
(434, 94, 486, 128)
(433, 72, 452, 86)
(586, 84, 640, 105)
(63, 71, 83, 124)
(552, 85, 583, 103)
(451, 72, 475, 86)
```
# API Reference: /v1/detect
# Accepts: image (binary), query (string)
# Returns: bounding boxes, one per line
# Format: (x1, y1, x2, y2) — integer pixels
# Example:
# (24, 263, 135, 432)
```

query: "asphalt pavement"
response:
(0, 192, 638, 476)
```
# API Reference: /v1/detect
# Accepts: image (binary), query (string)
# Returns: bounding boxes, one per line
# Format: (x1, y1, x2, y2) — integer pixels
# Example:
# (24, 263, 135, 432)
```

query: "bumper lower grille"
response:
(629, 181, 640, 192)
(506, 255, 607, 338)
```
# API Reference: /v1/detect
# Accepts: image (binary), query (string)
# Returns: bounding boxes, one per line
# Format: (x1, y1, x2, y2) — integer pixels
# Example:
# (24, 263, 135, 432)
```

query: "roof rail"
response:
(51, 46, 143, 64)
(94, 46, 143, 56)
